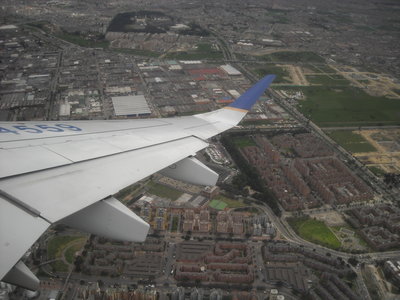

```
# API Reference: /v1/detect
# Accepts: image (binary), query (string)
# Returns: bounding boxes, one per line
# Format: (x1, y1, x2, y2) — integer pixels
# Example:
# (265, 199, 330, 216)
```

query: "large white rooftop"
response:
(220, 64, 242, 76)
(111, 95, 151, 116)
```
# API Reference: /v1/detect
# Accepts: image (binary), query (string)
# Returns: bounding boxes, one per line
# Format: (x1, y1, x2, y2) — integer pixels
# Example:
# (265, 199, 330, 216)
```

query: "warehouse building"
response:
(111, 95, 151, 117)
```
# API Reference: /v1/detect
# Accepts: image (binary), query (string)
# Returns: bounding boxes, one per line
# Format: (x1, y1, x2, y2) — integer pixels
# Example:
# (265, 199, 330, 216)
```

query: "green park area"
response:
(288, 217, 341, 249)
(296, 86, 400, 126)
(233, 136, 256, 148)
(327, 130, 377, 153)
(147, 182, 183, 200)
(47, 235, 86, 272)
(166, 43, 223, 60)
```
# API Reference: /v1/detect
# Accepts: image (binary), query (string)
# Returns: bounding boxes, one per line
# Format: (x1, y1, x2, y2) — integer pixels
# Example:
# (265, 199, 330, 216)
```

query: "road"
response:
(254, 203, 400, 262)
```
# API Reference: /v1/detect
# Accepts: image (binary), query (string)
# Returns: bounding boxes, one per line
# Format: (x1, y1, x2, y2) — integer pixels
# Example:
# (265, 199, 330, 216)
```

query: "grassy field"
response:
(306, 74, 350, 86)
(252, 64, 290, 83)
(166, 43, 223, 60)
(209, 199, 228, 210)
(368, 166, 386, 176)
(64, 238, 87, 264)
(327, 130, 377, 153)
(50, 261, 69, 273)
(47, 236, 84, 259)
(213, 195, 246, 208)
(233, 136, 256, 148)
(147, 182, 183, 200)
(288, 217, 341, 249)
(296, 86, 400, 126)
(55, 32, 109, 48)
(261, 51, 325, 63)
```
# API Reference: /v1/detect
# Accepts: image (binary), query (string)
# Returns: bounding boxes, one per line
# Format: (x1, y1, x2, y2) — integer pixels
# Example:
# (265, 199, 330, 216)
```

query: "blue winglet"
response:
(228, 74, 276, 110)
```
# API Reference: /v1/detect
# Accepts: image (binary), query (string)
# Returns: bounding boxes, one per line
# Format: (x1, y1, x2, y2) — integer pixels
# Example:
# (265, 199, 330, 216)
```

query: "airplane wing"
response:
(0, 75, 275, 290)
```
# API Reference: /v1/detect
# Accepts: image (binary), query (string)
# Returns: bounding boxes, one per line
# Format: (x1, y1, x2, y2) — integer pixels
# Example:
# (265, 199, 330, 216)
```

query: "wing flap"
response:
(60, 196, 149, 242)
(0, 136, 208, 223)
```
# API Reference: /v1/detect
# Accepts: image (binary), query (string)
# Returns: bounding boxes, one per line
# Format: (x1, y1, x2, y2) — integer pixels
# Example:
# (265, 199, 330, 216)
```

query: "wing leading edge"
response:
(0, 75, 275, 289)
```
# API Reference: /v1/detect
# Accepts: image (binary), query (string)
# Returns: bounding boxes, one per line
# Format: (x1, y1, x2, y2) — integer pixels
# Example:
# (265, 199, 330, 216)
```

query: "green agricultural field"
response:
(288, 217, 341, 249)
(304, 64, 335, 73)
(296, 86, 400, 126)
(253, 64, 291, 83)
(328, 130, 377, 153)
(306, 74, 350, 86)
(147, 182, 183, 200)
(209, 199, 228, 210)
(233, 136, 256, 148)
(262, 51, 325, 63)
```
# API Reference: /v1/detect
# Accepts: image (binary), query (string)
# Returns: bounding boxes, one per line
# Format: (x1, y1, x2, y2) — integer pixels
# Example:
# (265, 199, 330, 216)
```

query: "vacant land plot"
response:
(147, 182, 183, 200)
(288, 217, 341, 249)
(328, 130, 377, 153)
(296, 86, 400, 126)
(209, 199, 228, 210)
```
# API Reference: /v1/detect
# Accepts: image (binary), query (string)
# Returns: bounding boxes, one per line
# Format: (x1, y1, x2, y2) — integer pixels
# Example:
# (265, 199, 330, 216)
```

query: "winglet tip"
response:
(228, 74, 276, 111)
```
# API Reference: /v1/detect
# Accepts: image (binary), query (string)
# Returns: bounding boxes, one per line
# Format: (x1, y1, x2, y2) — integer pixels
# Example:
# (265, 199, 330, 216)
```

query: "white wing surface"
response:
(0, 75, 275, 290)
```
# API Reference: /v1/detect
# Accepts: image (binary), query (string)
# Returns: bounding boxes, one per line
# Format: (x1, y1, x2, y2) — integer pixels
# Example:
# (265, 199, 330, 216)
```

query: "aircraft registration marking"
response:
(0, 124, 82, 134)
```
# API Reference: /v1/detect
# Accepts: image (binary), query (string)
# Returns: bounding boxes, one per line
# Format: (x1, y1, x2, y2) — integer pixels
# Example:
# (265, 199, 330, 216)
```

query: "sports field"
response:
(328, 130, 377, 153)
(288, 217, 341, 249)
(209, 199, 228, 210)
(147, 182, 183, 200)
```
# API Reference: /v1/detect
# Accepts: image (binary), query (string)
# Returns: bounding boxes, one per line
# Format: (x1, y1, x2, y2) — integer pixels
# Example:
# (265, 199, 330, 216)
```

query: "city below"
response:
(0, 0, 400, 300)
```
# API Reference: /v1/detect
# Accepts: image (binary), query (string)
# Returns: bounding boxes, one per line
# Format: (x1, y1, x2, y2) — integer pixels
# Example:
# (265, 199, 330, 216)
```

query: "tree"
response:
(348, 257, 358, 266)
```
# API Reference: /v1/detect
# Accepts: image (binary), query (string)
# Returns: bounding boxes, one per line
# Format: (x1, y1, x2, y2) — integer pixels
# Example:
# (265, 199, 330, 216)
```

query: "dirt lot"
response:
(354, 129, 400, 173)
(310, 210, 346, 227)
